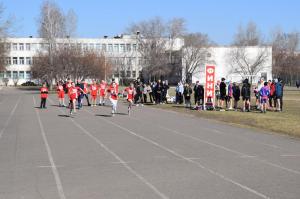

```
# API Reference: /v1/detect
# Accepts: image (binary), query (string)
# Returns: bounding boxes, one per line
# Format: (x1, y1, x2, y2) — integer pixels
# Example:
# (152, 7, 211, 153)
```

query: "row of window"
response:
(6, 43, 138, 53)
(5, 57, 32, 65)
(114, 70, 137, 78)
(0, 71, 31, 79)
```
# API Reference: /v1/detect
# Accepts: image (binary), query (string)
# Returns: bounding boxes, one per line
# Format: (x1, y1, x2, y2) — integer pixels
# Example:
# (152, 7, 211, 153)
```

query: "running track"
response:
(0, 87, 299, 199)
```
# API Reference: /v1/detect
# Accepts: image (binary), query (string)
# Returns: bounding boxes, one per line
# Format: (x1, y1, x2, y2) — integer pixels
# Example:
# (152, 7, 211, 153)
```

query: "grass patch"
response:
(150, 88, 300, 137)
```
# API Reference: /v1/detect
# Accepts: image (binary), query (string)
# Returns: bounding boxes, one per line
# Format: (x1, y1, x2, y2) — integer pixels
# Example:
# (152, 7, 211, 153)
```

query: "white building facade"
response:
(183, 46, 273, 84)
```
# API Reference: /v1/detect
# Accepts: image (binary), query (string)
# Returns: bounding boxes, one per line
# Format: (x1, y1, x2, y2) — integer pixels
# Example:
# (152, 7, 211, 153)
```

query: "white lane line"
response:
(0, 97, 21, 139)
(280, 155, 300, 157)
(129, 115, 300, 176)
(47, 98, 169, 199)
(33, 96, 66, 199)
(84, 110, 270, 199)
(37, 165, 65, 168)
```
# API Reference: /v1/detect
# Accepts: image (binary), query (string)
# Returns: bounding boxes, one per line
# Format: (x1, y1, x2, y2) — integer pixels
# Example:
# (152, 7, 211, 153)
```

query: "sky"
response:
(1, 0, 300, 45)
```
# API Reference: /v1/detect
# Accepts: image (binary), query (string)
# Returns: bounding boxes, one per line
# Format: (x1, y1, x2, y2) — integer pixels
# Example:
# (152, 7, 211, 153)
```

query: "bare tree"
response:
(182, 33, 211, 83)
(0, 3, 13, 71)
(271, 29, 300, 85)
(126, 17, 184, 82)
(233, 22, 261, 46)
(65, 9, 77, 37)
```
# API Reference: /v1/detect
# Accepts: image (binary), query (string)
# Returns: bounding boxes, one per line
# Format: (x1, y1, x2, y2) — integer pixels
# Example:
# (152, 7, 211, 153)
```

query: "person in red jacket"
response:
(99, 80, 107, 106)
(40, 83, 49, 109)
(124, 83, 136, 115)
(108, 82, 118, 116)
(57, 81, 65, 107)
(68, 82, 79, 115)
(90, 80, 98, 107)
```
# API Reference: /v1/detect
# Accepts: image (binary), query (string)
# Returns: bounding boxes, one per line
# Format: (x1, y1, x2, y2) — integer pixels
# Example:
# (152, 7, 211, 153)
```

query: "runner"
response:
(40, 83, 48, 109)
(108, 82, 118, 116)
(124, 83, 136, 115)
(68, 82, 79, 115)
(81, 79, 91, 106)
(90, 80, 98, 107)
(56, 81, 66, 107)
(99, 80, 107, 106)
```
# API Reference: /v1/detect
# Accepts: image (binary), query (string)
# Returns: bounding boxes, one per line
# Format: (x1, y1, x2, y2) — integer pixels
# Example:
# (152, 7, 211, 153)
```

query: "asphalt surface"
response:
(0, 87, 299, 199)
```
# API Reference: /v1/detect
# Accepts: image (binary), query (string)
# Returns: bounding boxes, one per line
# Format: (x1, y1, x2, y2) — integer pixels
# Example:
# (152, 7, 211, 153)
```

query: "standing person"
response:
(124, 83, 136, 115)
(150, 82, 157, 104)
(227, 81, 233, 110)
(90, 80, 98, 107)
(155, 80, 162, 104)
(275, 78, 284, 111)
(194, 81, 204, 110)
(215, 80, 221, 108)
(68, 82, 78, 115)
(260, 82, 270, 113)
(241, 78, 251, 112)
(40, 83, 48, 109)
(254, 84, 260, 110)
(76, 81, 83, 109)
(296, 80, 300, 89)
(108, 82, 118, 116)
(219, 78, 227, 111)
(56, 81, 65, 107)
(147, 84, 153, 104)
(99, 80, 107, 106)
(269, 80, 276, 110)
(143, 84, 148, 103)
(232, 82, 240, 111)
(161, 81, 169, 104)
(80, 80, 91, 106)
(183, 83, 193, 108)
(135, 81, 144, 106)
(178, 82, 184, 104)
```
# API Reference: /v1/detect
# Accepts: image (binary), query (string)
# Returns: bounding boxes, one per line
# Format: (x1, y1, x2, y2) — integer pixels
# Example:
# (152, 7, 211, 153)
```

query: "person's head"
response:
(244, 78, 249, 84)
(221, 78, 225, 82)
(233, 82, 236, 86)
(196, 81, 199, 85)
(101, 80, 105, 84)
(71, 82, 75, 87)
(130, 83, 134, 88)
(42, 82, 47, 87)
(112, 82, 116, 88)
(264, 82, 268, 86)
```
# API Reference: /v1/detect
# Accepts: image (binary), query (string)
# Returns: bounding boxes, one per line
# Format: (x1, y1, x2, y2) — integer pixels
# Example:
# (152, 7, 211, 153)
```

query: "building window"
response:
(121, 70, 125, 77)
(13, 43, 18, 51)
(13, 57, 18, 65)
(26, 43, 31, 51)
(126, 44, 131, 52)
(19, 57, 25, 65)
(77, 43, 82, 50)
(132, 71, 136, 78)
(83, 43, 88, 50)
(31, 43, 37, 51)
(89, 43, 94, 49)
(6, 71, 11, 78)
(19, 71, 24, 79)
(114, 44, 119, 52)
(25, 71, 31, 79)
(19, 43, 24, 51)
(5, 57, 11, 65)
(108, 44, 113, 52)
(133, 44, 137, 51)
(5, 43, 11, 51)
(126, 70, 131, 77)
(26, 57, 32, 65)
(120, 44, 125, 52)
(102, 44, 107, 52)
(96, 43, 101, 50)
(13, 71, 18, 79)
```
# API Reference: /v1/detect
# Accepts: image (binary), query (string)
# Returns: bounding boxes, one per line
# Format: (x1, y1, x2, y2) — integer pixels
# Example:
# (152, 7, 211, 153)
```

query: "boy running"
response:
(124, 83, 136, 115)
(40, 83, 48, 109)
(68, 82, 79, 115)
(108, 82, 118, 116)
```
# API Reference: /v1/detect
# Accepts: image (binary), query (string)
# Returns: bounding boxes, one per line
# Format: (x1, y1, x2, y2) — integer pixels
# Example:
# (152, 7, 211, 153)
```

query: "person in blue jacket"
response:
(275, 78, 284, 111)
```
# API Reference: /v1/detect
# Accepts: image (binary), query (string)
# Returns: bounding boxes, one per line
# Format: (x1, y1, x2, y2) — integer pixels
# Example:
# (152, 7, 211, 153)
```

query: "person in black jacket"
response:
(193, 81, 204, 109)
(155, 80, 162, 104)
(241, 78, 251, 112)
(183, 83, 193, 108)
(232, 82, 240, 110)
(219, 78, 226, 110)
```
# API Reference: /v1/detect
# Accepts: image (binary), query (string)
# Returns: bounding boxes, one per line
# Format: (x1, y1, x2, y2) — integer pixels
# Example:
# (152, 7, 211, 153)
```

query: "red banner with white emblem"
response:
(204, 65, 216, 106)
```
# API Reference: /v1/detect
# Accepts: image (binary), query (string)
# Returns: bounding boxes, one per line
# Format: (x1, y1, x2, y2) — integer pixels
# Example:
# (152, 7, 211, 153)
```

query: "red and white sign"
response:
(204, 65, 216, 105)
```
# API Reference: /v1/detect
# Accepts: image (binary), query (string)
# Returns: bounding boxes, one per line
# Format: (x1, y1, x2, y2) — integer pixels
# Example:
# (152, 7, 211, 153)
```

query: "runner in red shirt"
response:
(108, 82, 118, 116)
(99, 80, 107, 106)
(40, 83, 48, 109)
(124, 83, 136, 115)
(68, 82, 79, 115)
(56, 81, 66, 107)
(90, 80, 98, 107)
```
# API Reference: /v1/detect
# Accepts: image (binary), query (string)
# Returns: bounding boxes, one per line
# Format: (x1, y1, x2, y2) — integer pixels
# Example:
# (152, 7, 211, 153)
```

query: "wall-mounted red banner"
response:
(204, 65, 216, 106)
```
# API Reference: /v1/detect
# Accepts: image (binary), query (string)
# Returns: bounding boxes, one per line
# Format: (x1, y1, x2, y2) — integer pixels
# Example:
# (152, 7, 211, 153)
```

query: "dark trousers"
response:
(149, 92, 154, 103)
(78, 94, 83, 108)
(83, 94, 90, 105)
(143, 94, 147, 103)
(156, 92, 162, 104)
(40, 98, 47, 108)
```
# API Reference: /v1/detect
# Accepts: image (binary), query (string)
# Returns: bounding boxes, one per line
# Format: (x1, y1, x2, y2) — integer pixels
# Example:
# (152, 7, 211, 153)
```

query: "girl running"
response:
(99, 80, 107, 106)
(57, 81, 65, 107)
(108, 82, 118, 116)
(124, 83, 136, 115)
(90, 80, 98, 106)
(68, 82, 78, 115)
